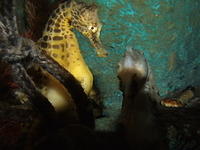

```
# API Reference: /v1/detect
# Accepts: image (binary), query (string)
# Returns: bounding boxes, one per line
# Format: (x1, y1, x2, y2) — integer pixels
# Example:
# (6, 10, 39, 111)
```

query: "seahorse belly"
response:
(39, 31, 93, 95)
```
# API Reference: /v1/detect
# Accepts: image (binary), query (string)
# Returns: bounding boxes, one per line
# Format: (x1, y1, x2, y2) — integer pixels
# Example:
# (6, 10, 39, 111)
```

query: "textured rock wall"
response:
(79, 0, 200, 96)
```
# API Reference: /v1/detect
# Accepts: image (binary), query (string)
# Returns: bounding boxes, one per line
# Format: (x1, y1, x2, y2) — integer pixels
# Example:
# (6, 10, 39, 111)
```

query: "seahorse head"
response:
(118, 48, 149, 94)
(70, 1, 107, 57)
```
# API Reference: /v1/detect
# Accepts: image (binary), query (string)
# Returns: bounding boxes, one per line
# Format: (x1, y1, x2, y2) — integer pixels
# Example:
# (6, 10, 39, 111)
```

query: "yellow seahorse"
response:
(37, 0, 106, 94)
(36, 0, 106, 112)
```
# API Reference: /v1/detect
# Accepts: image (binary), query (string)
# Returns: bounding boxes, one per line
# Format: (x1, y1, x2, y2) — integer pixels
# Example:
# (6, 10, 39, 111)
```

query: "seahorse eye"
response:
(88, 25, 97, 33)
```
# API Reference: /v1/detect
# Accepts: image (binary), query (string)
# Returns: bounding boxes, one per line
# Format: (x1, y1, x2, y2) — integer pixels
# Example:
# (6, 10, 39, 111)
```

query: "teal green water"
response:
(75, 0, 200, 129)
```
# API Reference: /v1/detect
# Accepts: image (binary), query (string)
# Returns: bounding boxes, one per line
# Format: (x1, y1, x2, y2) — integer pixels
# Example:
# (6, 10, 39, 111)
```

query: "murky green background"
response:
(75, 0, 200, 130)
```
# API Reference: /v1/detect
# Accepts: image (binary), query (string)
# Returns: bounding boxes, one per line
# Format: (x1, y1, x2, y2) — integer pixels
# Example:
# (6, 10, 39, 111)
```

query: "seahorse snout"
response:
(89, 35, 107, 57)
